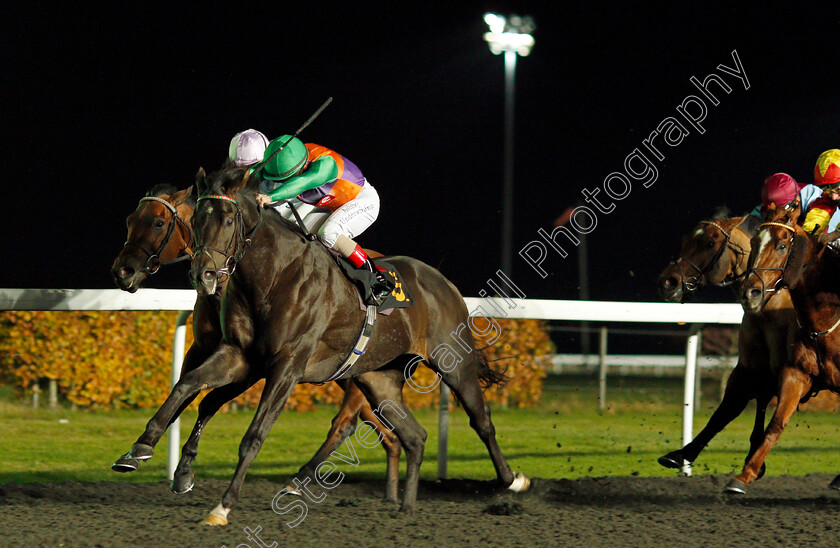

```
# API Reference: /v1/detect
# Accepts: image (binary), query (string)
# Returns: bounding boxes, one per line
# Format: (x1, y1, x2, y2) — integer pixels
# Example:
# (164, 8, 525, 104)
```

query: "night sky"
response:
(2, 4, 838, 305)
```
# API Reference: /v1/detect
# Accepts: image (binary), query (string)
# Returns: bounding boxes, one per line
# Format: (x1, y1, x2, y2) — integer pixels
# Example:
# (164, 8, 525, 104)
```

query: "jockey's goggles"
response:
(822, 182, 840, 195)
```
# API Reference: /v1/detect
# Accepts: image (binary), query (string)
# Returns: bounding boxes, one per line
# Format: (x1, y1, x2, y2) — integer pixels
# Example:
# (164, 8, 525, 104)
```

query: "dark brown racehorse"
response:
(116, 167, 529, 525)
(110, 184, 402, 501)
(656, 214, 800, 489)
(737, 204, 840, 493)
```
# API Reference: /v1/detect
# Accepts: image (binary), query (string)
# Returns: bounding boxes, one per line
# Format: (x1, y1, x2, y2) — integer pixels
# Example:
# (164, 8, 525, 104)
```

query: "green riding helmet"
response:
(261, 135, 309, 181)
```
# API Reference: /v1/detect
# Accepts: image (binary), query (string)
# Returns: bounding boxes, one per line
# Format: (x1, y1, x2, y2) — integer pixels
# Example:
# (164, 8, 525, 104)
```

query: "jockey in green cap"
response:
(228, 132, 393, 302)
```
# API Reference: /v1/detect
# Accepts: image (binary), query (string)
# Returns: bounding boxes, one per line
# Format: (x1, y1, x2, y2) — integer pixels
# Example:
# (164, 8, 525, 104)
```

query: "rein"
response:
(671, 219, 750, 294)
(194, 194, 263, 281)
(123, 196, 194, 274)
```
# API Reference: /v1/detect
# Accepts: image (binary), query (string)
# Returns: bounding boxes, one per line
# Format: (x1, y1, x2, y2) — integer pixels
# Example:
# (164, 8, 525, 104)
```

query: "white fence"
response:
(0, 288, 745, 478)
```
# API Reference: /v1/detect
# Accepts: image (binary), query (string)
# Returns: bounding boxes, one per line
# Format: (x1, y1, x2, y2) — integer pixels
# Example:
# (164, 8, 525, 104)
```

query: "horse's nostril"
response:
(663, 277, 676, 289)
(114, 266, 134, 280)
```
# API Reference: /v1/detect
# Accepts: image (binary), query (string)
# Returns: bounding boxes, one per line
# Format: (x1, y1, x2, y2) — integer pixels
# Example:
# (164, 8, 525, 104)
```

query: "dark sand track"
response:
(3, 474, 840, 547)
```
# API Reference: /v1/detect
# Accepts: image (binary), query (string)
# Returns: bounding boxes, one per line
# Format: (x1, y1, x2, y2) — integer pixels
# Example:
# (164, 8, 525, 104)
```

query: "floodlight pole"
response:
(484, 13, 534, 278)
(502, 50, 516, 276)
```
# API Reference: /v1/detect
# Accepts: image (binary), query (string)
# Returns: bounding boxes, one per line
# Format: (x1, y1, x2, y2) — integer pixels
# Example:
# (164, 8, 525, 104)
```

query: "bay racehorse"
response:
(737, 203, 840, 494)
(110, 184, 402, 501)
(118, 166, 529, 525)
(656, 214, 779, 483)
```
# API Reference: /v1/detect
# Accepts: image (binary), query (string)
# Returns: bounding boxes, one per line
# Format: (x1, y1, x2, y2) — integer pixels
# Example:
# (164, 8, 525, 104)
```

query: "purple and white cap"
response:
(228, 129, 269, 166)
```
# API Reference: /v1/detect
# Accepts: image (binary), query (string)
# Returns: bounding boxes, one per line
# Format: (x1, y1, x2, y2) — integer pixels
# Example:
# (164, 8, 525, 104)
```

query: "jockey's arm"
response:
(266, 156, 339, 202)
(803, 206, 832, 234)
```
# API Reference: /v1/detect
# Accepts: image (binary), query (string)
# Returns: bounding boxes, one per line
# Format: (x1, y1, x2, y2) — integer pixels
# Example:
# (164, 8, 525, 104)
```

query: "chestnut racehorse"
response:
(737, 203, 840, 494)
(656, 214, 840, 492)
(110, 184, 402, 501)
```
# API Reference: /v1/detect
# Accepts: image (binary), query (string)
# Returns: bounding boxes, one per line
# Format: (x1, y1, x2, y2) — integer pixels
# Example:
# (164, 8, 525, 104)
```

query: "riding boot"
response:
(347, 244, 394, 304)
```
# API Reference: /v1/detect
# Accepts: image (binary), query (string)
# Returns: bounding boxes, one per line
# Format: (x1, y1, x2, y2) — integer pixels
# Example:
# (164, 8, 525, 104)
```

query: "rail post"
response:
(598, 326, 608, 411)
(682, 324, 702, 476)
(437, 383, 451, 479)
(167, 310, 192, 481)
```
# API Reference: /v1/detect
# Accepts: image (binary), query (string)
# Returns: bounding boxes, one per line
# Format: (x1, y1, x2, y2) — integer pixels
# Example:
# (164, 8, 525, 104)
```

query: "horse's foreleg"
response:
(172, 379, 255, 494)
(112, 343, 249, 473)
(204, 369, 298, 526)
(658, 363, 755, 469)
(744, 390, 772, 480)
(726, 367, 811, 494)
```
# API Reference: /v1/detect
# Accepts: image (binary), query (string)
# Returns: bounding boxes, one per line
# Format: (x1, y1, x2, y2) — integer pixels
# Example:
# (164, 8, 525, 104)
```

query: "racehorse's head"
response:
(111, 185, 195, 292)
(657, 217, 750, 302)
(190, 166, 260, 296)
(741, 203, 809, 313)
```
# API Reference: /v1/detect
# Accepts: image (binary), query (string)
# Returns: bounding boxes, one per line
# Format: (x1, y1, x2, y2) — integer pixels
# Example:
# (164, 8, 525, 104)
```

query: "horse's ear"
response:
(172, 186, 193, 205)
(783, 234, 809, 288)
(223, 167, 250, 196)
(195, 167, 207, 194)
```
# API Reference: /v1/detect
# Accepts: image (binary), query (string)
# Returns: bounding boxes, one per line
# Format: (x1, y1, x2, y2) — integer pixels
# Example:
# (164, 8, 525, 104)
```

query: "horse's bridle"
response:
(193, 194, 262, 282)
(670, 219, 750, 295)
(744, 221, 797, 308)
(122, 196, 194, 275)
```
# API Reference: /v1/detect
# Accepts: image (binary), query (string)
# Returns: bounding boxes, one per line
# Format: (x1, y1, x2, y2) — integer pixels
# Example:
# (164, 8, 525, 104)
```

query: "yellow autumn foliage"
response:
(0, 311, 551, 410)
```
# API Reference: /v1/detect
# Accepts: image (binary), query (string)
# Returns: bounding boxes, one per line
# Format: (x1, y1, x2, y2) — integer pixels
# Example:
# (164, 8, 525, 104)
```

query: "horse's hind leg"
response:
(289, 379, 402, 504)
(725, 366, 811, 494)
(658, 363, 756, 470)
(353, 369, 425, 513)
(171, 379, 256, 494)
(359, 393, 402, 503)
(426, 350, 522, 491)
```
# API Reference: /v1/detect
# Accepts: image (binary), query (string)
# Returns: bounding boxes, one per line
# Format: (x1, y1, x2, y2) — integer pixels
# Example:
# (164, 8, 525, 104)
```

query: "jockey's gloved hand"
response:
(817, 230, 840, 245)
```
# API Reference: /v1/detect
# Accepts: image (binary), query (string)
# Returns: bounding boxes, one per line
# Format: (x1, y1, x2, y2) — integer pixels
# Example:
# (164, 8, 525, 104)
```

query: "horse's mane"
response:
(146, 183, 197, 207)
(205, 167, 311, 240)
(738, 214, 762, 237)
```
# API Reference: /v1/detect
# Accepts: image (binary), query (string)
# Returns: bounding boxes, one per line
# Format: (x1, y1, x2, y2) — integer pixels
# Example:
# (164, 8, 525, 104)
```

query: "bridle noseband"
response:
(194, 194, 262, 282)
(671, 219, 749, 295)
(123, 196, 194, 274)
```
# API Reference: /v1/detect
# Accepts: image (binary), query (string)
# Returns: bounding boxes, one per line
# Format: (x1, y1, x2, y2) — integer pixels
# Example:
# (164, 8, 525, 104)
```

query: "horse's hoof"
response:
(284, 484, 302, 496)
(171, 471, 195, 494)
(828, 474, 840, 491)
(756, 463, 766, 481)
(507, 472, 530, 493)
(724, 478, 747, 495)
(657, 451, 687, 469)
(398, 503, 415, 515)
(111, 443, 154, 473)
(202, 503, 229, 526)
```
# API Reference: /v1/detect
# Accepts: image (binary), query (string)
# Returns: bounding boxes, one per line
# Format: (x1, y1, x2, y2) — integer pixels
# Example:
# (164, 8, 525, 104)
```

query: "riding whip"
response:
(251, 96, 333, 176)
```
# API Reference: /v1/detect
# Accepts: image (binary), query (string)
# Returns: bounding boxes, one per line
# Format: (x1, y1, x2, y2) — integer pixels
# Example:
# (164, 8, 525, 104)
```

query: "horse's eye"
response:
(154, 220, 165, 229)
(778, 243, 787, 251)
(706, 240, 716, 249)
(226, 218, 234, 226)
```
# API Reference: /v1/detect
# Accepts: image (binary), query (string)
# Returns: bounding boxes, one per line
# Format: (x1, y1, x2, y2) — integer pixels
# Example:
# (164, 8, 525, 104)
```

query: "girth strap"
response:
(323, 305, 378, 383)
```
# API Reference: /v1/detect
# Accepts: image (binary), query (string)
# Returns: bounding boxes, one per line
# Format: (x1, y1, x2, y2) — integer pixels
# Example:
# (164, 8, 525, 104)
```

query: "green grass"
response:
(3, 374, 839, 484)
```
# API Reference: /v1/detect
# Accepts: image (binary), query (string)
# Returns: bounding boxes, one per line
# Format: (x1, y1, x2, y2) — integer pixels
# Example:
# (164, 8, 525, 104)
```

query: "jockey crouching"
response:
(228, 129, 394, 304)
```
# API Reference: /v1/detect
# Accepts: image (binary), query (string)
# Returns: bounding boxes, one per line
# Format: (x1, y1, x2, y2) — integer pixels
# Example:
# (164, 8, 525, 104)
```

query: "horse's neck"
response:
(237, 209, 334, 289)
(727, 218, 752, 278)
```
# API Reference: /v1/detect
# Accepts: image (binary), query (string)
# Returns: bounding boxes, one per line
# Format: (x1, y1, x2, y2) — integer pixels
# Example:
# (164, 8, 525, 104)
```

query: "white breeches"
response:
(274, 182, 380, 248)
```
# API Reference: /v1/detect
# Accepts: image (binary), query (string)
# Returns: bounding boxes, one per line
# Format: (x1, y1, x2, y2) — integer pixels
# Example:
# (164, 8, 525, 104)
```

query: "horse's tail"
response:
(475, 345, 509, 388)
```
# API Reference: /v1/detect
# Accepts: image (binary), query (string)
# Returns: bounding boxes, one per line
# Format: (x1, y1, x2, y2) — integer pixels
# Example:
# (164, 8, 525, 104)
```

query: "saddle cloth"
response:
(334, 256, 414, 313)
